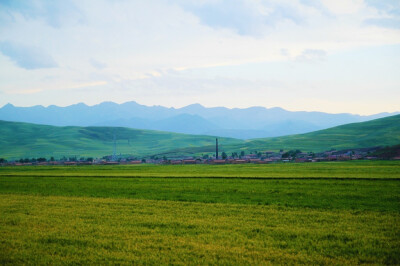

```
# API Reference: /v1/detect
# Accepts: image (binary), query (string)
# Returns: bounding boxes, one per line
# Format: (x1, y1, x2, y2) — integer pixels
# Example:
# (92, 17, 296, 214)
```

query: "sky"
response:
(0, 0, 399, 115)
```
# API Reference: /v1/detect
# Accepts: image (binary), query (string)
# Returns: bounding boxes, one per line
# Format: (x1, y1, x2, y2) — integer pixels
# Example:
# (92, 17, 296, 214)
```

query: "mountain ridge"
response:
(0, 101, 398, 139)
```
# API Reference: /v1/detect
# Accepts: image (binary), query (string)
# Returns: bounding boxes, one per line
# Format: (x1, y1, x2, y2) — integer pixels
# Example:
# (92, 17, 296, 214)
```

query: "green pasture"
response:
(1, 160, 399, 178)
(1, 162, 399, 264)
(1, 195, 399, 265)
(1, 176, 399, 212)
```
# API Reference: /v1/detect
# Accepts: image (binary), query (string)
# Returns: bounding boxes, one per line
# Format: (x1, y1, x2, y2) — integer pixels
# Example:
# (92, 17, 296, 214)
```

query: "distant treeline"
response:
(0, 156, 94, 164)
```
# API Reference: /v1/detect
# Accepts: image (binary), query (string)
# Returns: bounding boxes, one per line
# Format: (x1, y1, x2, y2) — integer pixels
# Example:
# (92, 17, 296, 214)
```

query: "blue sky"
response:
(0, 0, 399, 114)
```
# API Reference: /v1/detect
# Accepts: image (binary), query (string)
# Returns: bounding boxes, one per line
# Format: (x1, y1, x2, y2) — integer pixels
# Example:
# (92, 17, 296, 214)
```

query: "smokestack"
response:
(216, 138, 218, 159)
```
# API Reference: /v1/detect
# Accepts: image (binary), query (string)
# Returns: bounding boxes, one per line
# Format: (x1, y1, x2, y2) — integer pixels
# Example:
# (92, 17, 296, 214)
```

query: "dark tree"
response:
(282, 150, 302, 159)
(222, 152, 227, 160)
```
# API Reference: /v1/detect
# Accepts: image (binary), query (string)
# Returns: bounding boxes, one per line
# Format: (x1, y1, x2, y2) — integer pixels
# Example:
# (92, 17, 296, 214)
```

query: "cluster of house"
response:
(155, 148, 383, 165)
(2, 146, 397, 166)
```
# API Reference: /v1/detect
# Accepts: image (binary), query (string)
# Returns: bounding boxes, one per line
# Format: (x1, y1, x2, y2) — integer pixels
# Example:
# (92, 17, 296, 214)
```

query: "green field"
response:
(1, 160, 399, 178)
(0, 161, 399, 264)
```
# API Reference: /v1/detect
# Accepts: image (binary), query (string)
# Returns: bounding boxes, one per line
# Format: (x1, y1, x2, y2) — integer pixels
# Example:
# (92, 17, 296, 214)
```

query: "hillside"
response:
(1, 115, 399, 160)
(156, 114, 400, 157)
(0, 120, 243, 160)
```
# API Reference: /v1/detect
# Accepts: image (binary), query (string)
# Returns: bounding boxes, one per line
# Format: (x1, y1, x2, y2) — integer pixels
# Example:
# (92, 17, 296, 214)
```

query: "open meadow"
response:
(1, 161, 399, 264)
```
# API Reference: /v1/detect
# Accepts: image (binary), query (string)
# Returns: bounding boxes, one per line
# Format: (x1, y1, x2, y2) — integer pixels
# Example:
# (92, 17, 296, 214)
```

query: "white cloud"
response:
(295, 49, 327, 62)
(0, 0, 399, 114)
(89, 58, 107, 70)
(0, 41, 58, 69)
(321, 0, 364, 14)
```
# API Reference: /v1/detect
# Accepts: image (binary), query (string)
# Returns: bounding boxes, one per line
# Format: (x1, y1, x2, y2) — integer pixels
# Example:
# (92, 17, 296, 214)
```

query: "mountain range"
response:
(0, 101, 398, 139)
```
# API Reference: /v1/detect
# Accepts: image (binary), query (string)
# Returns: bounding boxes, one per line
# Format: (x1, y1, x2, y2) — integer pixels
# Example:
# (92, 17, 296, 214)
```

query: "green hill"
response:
(1, 114, 399, 160)
(156, 114, 400, 156)
(241, 114, 400, 152)
(0, 120, 243, 160)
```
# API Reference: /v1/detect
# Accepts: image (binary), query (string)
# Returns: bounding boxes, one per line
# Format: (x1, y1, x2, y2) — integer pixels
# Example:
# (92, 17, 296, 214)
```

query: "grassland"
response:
(243, 114, 400, 152)
(0, 161, 399, 264)
(1, 175, 399, 211)
(160, 114, 400, 157)
(1, 195, 398, 265)
(1, 114, 400, 160)
(1, 160, 399, 178)
(0, 120, 243, 160)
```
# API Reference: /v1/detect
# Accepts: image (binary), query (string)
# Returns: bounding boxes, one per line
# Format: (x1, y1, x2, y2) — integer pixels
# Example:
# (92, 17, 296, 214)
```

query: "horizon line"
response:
(1, 101, 399, 117)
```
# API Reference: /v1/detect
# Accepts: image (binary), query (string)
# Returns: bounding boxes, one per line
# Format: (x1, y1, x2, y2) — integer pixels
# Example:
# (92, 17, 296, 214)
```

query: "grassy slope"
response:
(1, 114, 399, 159)
(160, 114, 400, 156)
(244, 114, 400, 152)
(0, 120, 243, 159)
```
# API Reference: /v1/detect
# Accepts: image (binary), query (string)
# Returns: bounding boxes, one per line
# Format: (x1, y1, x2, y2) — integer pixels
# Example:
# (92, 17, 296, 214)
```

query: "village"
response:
(1, 146, 394, 166)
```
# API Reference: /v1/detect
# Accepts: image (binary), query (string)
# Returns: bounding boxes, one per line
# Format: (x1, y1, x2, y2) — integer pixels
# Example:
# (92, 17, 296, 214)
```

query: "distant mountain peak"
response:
(66, 102, 88, 109)
(184, 103, 205, 108)
(97, 101, 118, 106)
(2, 103, 14, 108)
(121, 101, 139, 106)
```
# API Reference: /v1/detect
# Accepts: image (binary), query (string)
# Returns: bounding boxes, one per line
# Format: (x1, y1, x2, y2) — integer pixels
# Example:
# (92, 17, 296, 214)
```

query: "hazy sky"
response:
(0, 0, 399, 115)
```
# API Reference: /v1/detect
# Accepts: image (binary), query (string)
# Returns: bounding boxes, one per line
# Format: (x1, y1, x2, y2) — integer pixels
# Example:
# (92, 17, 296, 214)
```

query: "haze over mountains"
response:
(0, 101, 398, 139)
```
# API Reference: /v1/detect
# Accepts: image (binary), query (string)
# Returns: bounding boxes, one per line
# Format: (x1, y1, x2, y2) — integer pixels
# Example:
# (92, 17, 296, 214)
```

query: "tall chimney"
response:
(216, 138, 218, 159)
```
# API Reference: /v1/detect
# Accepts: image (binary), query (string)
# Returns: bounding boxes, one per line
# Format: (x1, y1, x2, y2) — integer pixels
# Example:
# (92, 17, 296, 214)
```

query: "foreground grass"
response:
(1, 194, 399, 265)
(1, 162, 399, 264)
(1, 160, 400, 178)
(1, 177, 399, 211)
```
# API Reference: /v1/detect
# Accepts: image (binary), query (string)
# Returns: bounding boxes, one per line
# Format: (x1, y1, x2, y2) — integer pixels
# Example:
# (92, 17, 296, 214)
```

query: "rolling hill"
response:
(1, 114, 399, 160)
(0, 120, 243, 160)
(244, 114, 400, 152)
(154, 114, 400, 157)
